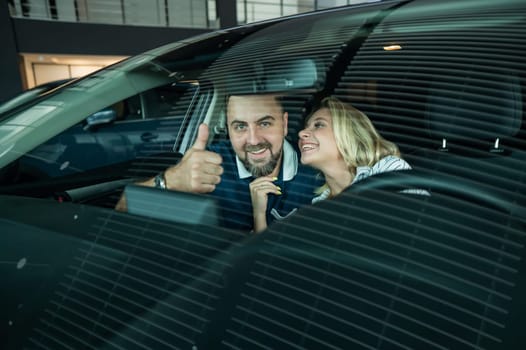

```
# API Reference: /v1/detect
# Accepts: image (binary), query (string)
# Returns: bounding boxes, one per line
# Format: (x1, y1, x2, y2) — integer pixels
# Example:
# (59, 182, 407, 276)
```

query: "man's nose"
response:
(247, 126, 263, 144)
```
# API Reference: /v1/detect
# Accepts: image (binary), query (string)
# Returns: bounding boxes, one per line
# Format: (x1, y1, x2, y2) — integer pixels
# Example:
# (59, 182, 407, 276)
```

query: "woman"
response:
(251, 96, 412, 232)
(298, 96, 411, 203)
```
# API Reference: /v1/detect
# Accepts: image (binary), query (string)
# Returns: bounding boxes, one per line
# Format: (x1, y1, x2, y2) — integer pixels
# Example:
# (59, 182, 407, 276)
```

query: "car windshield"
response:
(1, 0, 525, 349)
(0, 78, 74, 116)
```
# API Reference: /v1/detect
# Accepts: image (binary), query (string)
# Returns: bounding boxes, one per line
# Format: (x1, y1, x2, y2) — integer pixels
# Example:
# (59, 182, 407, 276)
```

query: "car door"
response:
(18, 81, 199, 179)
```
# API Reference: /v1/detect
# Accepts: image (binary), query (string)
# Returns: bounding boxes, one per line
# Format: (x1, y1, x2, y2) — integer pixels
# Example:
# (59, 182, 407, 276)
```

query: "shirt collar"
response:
(353, 166, 371, 184)
(312, 187, 330, 204)
(236, 139, 298, 180)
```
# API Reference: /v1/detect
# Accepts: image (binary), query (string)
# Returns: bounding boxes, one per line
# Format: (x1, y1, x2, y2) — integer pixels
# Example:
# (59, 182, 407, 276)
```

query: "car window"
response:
(141, 82, 199, 119)
(200, 3, 391, 143)
(3, 80, 200, 184)
(338, 0, 525, 154)
(0, 1, 525, 349)
(0, 78, 74, 116)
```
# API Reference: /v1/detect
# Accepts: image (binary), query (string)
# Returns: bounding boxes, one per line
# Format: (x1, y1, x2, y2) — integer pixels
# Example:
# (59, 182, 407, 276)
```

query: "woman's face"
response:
(298, 107, 342, 171)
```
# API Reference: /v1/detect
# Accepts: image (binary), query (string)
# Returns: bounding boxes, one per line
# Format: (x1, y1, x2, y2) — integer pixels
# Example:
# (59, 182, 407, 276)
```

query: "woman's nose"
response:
(298, 128, 310, 138)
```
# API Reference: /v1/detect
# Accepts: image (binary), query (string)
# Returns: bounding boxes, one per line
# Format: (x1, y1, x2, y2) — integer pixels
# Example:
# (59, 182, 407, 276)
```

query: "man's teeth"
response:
(250, 148, 267, 154)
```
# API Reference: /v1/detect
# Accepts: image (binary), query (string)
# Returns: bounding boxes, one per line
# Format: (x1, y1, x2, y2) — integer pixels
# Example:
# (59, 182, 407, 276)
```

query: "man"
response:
(118, 94, 321, 231)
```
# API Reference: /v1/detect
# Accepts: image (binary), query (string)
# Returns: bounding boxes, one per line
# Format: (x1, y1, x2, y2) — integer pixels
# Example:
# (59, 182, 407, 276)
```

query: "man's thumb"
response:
(192, 123, 209, 150)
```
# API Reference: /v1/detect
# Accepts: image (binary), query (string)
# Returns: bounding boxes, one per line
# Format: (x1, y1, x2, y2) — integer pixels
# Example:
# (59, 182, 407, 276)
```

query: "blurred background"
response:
(1, 0, 379, 104)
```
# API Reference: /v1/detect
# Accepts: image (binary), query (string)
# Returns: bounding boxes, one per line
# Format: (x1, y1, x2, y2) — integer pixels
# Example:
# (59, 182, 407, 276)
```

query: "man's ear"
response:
(283, 111, 289, 136)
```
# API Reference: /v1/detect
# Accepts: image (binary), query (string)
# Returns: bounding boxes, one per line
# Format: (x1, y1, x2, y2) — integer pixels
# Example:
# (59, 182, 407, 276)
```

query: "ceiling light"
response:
(383, 44, 402, 51)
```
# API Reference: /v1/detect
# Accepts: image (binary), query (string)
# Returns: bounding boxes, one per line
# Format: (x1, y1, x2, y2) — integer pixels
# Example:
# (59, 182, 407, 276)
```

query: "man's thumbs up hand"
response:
(163, 123, 223, 193)
(191, 123, 210, 151)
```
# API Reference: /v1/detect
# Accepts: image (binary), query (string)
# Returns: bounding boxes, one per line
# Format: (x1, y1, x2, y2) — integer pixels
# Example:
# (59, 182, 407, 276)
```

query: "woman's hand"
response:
(249, 176, 281, 233)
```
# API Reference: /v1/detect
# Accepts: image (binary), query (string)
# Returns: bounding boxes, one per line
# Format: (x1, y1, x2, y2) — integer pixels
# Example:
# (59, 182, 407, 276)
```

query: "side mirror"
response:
(84, 108, 117, 131)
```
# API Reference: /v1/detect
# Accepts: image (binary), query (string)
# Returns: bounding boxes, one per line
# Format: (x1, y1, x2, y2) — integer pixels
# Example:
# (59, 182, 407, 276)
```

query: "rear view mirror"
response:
(258, 58, 321, 92)
(226, 58, 322, 94)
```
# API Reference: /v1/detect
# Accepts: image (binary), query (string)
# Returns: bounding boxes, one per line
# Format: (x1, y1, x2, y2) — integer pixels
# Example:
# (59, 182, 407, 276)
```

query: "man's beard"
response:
(242, 142, 282, 177)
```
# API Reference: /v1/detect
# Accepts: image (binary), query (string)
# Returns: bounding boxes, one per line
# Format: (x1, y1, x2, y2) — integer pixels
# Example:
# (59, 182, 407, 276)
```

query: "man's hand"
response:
(163, 123, 223, 193)
(249, 176, 281, 233)
(115, 123, 222, 212)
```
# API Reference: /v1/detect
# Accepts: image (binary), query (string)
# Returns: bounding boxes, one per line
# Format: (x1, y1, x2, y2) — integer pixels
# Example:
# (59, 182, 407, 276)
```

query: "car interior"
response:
(0, 0, 525, 348)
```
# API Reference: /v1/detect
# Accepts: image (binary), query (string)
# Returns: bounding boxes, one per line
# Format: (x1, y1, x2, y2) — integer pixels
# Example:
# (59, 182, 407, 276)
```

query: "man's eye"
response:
(259, 121, 272, 128)
(234, 124, 247, 131)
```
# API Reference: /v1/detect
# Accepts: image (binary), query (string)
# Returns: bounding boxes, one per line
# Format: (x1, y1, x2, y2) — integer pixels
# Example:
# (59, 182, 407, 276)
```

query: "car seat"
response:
(424, 73, 522, 151)
(405, 70, 525, 212)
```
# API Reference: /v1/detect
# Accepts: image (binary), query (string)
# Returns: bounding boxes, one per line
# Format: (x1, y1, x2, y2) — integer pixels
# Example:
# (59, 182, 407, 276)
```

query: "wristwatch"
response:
(154, 172, 167, 189)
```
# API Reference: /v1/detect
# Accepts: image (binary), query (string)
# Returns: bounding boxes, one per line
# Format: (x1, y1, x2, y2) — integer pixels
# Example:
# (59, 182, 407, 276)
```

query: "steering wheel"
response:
(344, 169, 514, 214)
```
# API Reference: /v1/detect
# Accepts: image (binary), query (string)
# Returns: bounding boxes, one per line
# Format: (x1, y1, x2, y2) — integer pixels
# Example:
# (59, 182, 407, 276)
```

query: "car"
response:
(0, 78, 199, 179)
(0, 78, 74, 115)
(0, 0, 525, 349)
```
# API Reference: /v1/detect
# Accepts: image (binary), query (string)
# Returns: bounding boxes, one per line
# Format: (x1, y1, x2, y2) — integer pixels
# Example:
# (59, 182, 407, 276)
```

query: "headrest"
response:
(425, 73, 522, 141)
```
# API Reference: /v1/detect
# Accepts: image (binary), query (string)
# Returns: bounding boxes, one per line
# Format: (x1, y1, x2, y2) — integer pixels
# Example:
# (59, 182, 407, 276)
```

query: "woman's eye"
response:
(314, 122, 325, 129)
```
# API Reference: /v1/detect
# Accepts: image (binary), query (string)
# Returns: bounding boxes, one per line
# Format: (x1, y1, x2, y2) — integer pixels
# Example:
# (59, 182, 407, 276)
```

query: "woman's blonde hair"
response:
(308, 96, 400, 193)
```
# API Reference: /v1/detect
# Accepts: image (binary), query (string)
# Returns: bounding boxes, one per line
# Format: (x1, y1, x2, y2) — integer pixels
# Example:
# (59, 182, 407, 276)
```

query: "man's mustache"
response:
(245, 142, 272, 153)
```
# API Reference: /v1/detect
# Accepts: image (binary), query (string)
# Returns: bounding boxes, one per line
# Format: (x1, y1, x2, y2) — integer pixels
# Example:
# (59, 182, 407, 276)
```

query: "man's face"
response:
(227, 95, 288, 177)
